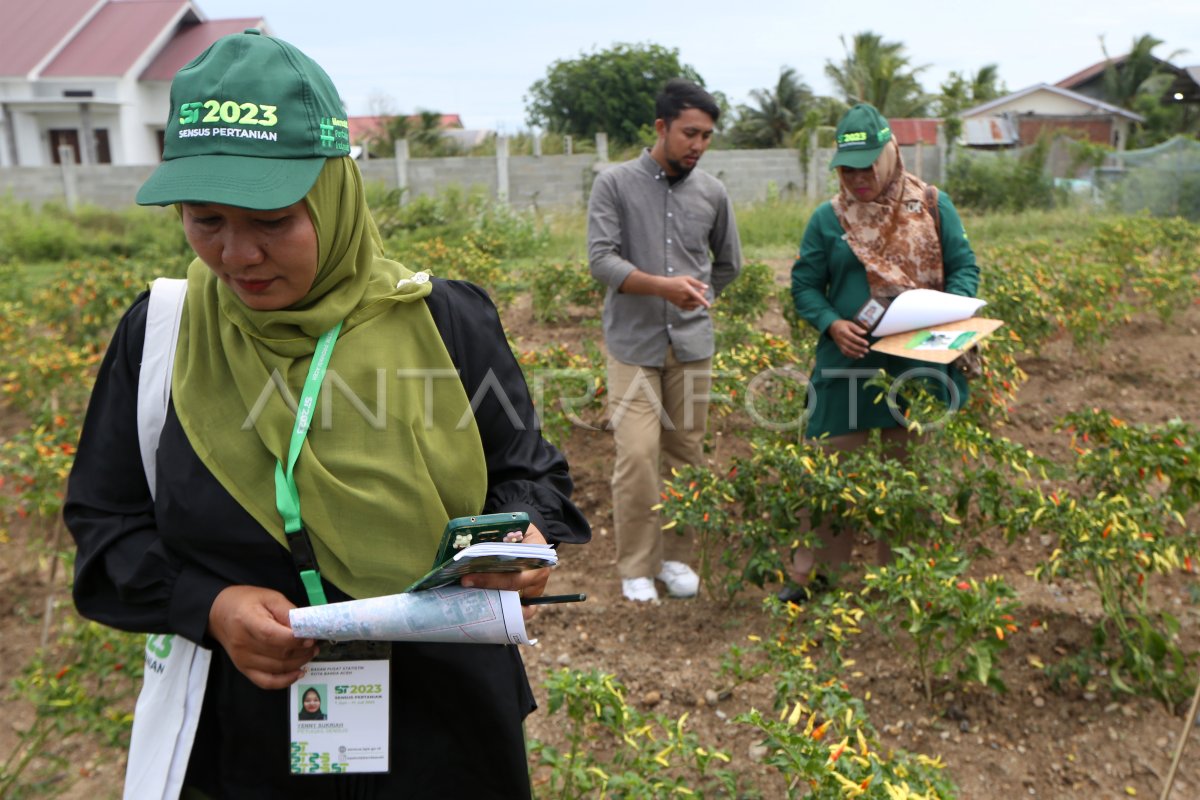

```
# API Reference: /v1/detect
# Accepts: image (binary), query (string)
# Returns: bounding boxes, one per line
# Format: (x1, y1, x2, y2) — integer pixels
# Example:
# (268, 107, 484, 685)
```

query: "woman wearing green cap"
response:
(782, 103, 979, 601)
(64, 30, 588, 798)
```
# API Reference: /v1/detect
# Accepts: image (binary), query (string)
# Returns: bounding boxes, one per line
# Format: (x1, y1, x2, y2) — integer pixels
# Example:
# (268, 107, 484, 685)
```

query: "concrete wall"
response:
(0, 143, 948, 211)
(0, 162, 155, 209)
(701, 149, 805, 203)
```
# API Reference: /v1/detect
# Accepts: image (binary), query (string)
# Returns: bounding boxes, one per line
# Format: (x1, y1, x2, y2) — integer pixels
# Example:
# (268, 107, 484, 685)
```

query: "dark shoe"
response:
(775, 573, 830, 604)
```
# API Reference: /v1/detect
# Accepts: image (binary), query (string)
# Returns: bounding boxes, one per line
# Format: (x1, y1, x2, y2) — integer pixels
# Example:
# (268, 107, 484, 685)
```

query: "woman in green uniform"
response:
(782, 103, 979, 600)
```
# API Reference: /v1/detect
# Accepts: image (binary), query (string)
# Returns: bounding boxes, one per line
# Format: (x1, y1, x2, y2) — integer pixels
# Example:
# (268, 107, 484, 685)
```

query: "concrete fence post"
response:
(59, 144, 79, 211)
(394, 139, 409, 206)
(496, 135, 510, 204)
(936, 123, 947, 185)
(532, 132, 542, 157)
(595, 132, 608, 163)
(564, 135, 573, 156)
(805, 129, 819, 201)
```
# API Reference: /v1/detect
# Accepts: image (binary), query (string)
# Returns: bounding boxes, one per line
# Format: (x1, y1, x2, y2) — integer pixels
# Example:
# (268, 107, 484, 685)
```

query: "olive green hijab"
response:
(171, 157, 488, 599)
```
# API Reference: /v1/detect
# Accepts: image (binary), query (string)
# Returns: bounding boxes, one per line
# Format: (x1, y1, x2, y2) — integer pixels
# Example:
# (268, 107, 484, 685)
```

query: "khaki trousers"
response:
(607, 348, 712, 579)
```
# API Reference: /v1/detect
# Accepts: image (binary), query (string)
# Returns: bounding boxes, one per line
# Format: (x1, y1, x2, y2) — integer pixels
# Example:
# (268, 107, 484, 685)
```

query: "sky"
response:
(197, 0, 1200, 132)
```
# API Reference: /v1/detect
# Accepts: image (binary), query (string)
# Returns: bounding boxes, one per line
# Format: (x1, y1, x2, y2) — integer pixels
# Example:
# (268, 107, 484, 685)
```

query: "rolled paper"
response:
(289, 586, 531, 645)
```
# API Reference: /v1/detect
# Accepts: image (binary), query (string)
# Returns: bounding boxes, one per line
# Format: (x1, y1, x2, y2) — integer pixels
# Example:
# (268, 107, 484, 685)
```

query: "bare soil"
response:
(3, 282, 1200, 799)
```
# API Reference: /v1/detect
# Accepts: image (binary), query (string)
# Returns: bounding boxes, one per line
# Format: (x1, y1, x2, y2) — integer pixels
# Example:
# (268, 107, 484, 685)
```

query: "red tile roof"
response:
(0, 0, 103, 77)
(41, 0, 189, 77)
(889, 118, 940, 146)
(348, 114, 466, 143)
(349, 116, 389, 143)
(141, 18, 265, 80)
(1056, 58, 1117, 89)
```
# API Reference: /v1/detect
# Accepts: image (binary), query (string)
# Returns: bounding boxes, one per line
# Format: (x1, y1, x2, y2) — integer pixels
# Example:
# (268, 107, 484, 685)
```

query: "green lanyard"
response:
(274, 321, 343, 606)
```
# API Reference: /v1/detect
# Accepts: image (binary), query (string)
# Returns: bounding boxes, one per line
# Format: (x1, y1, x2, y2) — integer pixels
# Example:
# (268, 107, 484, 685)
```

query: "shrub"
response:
(526, 261, 603, 323)
(944, 137, 1061, 213)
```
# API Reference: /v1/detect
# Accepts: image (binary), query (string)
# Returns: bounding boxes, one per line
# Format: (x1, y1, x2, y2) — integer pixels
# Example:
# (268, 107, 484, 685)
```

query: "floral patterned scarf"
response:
(831, 140, 943, 298)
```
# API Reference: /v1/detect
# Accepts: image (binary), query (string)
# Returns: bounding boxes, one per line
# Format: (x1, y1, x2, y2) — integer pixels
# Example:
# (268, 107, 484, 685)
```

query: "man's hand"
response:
(828, 319, 870, 359)
(618, 270, 711, 311)
(208, 585, 319, 690)
(658, 275, 711, 310)
(460, 523, 552, 621)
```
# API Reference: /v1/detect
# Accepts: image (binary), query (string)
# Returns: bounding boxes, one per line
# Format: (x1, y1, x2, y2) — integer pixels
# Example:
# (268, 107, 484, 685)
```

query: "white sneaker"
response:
(622, 577, 659, 602)
(657, 561, 699, 598)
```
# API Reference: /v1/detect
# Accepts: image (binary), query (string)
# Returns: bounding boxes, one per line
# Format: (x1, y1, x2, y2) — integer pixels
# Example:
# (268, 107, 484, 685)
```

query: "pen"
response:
(520, 593, 587, 606)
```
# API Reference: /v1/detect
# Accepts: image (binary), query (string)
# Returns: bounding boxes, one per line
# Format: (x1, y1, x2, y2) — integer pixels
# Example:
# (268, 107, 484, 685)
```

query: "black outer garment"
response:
(64, 278, 591, 800)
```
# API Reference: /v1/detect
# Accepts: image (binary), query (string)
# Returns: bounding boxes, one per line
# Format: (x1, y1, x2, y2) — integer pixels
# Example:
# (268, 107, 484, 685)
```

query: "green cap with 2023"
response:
(137, 29, 350, 209)
(830, 103, 892, 170)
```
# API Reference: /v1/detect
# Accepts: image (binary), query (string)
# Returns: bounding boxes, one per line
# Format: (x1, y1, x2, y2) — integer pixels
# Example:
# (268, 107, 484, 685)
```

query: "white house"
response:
(958, 83, 1144, 150)
(0, 0, 264, 167)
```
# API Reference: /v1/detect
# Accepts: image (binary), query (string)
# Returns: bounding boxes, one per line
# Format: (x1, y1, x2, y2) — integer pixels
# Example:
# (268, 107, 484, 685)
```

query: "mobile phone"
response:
(430, 512, 530, 567)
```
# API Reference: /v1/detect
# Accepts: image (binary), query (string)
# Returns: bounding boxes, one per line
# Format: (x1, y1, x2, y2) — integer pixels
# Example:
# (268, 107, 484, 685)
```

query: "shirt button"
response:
(667, 324, 673, 329)
(668, 212, 673, 217)
(666, 238, 672, 244)
(667, 267, 674, 273)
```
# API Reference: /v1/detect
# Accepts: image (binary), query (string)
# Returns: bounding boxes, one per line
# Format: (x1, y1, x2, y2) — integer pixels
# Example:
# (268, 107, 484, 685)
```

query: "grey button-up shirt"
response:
(587, 150, 742, 367)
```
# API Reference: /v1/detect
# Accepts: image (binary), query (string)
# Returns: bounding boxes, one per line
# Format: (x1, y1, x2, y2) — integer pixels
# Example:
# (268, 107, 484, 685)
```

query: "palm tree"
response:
(824, 32, 929, 117)
(969, 64, 1005, 104)
(938, 64, 1006, 116)
(1101, 34, 1186, 110)
(730, 67, 813, 148)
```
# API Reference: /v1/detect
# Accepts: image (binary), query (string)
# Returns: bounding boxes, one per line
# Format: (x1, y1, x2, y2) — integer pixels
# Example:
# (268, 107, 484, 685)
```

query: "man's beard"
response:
(666, 158, 694, 177)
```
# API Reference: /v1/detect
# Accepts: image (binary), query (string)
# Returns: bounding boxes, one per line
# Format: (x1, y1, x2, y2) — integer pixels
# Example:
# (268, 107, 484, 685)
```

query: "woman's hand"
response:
(828, 319, 870, 359)
(460, 523, 552, 621)
(207, 585, 319, 690)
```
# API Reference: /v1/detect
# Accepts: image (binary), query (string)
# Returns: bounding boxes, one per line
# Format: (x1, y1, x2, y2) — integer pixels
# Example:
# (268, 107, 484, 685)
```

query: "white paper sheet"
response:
(289, 587, 531, 646)
(871, 289, 988, 337)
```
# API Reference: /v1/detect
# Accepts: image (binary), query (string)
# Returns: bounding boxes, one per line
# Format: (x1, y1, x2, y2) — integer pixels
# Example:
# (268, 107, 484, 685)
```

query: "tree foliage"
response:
(937, 64, 1006, 116)
(524, 43, 704, 147)
(1099, 34, 1196, 147)
(824, 31, 928, 117)
(729, 67, 814, 149)
(1100, 34, 1183, 110)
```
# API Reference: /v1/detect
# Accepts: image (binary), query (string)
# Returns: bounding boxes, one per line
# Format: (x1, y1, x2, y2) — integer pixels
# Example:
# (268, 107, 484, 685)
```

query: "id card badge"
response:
(854, 297, 889, 333)
(289, 641, 391, 774)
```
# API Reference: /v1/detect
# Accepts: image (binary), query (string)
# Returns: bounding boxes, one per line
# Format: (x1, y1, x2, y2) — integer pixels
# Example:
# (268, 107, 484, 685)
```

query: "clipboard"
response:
(870, 317, 1004, 364)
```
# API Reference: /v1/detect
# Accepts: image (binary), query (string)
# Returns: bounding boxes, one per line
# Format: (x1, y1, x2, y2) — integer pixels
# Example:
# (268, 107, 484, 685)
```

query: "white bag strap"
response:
(127, 277, 210, 800)
(137, 278, 187, 499)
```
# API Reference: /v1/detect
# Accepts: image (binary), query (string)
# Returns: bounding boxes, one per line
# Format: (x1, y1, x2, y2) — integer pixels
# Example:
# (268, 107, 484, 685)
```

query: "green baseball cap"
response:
(137, 29, 351, 209)
(830, 103, 892, 169)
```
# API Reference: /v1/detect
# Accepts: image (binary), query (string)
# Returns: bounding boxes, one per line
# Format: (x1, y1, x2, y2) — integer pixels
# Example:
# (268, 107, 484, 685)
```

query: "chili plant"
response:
(2, 617, 143, 797)
(739, 687, 956, 800)
(527, 669, 741, 799)
(1006, 410, 1200, 709)
(860, 544, 1020, 702)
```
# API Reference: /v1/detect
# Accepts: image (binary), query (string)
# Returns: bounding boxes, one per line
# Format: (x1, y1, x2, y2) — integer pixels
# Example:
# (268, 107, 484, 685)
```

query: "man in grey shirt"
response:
(587, 79, 742, 602)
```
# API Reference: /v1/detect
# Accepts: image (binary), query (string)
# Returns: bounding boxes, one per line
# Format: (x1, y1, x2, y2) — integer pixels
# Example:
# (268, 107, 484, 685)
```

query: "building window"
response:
(49, 128, 112, 164)
(50, 129, 80, 163)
